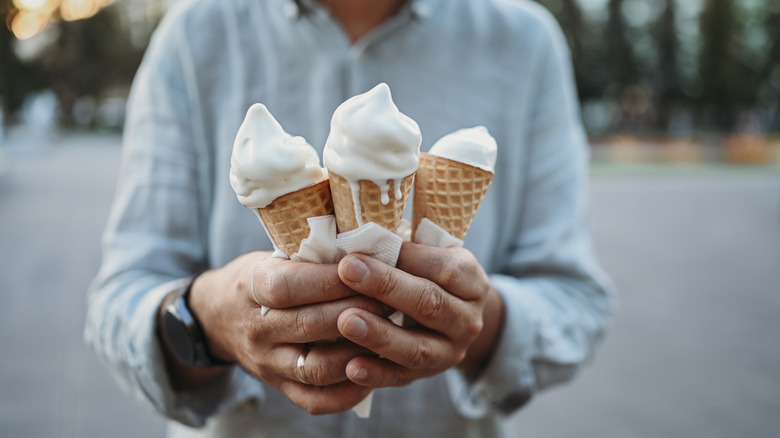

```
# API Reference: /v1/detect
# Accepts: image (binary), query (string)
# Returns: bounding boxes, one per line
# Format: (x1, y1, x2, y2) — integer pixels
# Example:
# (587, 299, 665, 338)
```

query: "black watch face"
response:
(163, 309, 196, 365)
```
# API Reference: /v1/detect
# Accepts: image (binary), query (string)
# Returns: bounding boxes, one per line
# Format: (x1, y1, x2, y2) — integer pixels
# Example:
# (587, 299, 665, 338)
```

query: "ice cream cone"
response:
(329, 170, 415, 233)
(257, 179, 333, 256)
(412, 152, 494, 241)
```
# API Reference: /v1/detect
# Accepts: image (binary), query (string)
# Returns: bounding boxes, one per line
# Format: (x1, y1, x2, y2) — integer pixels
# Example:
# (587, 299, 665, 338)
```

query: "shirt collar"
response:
(286, 0, 438, 21)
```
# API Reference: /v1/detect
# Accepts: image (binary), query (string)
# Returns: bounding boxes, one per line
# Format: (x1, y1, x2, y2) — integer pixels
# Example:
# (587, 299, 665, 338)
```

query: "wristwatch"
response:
(159, 277, 232, 367)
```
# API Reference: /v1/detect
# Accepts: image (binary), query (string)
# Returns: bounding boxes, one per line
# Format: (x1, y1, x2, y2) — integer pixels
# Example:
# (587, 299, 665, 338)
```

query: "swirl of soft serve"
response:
(323, 83, 422, 205)
(229, 103, 326, 209)
(428, 126, 497, 173)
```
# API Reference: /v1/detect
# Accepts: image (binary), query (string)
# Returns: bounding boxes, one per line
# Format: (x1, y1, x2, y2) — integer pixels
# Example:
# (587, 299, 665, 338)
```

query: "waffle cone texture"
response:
(328, 170, 415, 234)
(412, 152, 494, 241)
(257, 179, 334, 256)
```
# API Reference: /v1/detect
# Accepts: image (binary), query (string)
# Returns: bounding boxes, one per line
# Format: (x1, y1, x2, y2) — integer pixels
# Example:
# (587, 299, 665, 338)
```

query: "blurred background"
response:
(0, 0, 778, 437)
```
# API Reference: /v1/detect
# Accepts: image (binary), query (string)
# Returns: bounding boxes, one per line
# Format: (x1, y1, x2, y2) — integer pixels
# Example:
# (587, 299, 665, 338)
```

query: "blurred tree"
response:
(0, 0, 46, 121)
(653, 0, 683, 130)
(604, 0, 643, 132)
(698, 0, 761, 131)
(605, 0, 638, 91)
(37, 8, 146, 126)
(762, 0, 780, 131)
(535, 0, 602, 101)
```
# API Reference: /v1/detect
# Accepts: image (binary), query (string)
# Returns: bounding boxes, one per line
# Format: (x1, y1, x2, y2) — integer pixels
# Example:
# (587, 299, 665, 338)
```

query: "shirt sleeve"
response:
(83, 8, 264, 427)
(446, 9, 616, 418)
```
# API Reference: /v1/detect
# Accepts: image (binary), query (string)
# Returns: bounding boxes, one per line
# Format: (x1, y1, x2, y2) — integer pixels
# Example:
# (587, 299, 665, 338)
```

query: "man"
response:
(85, 0, 615, 436)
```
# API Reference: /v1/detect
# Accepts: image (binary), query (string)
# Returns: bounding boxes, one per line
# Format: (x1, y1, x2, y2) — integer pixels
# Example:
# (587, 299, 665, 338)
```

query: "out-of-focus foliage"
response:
(38, 9, 145, 125)
(0, 0, 156, 127)
(1, 0, 778, 134)
(536, 0, 779, 134)
(1, 0, 46, 115)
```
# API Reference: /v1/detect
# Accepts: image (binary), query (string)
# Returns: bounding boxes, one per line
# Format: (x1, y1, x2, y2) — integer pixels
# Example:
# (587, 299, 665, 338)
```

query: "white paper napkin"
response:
(413, 217, 464, 248)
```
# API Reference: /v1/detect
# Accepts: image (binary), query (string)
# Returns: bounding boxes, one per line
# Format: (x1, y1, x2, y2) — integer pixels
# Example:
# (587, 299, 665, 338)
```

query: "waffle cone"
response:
(328, 170, 415, 233)
(412, 152, 494, 241)
(257, 179, 333, 256)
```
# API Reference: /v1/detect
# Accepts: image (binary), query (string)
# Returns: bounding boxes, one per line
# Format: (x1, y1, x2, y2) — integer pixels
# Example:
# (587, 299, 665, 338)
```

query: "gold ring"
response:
(296, 352, 310, 385)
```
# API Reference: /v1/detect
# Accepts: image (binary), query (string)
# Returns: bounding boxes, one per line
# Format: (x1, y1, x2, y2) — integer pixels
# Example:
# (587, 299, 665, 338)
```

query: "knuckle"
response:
(457, 248, 479, 272)
(417, 285, 445, 320)
(244, 350, 270, 379)
(243, 308, 271, 343)
(263, 269, 291, 307)
(375, 269, 399, 298)
(368, 325, 395, 353)
(236, 274, 252, 301)
(465, 316, 484, 341)
(321, 270, 343, 294)
(302, 400, 328, 416)
(295, 307, 318, 340)
(408, 340, 434, 369)
(244, 317, 262, 343)
(306, 356, 334, 386)
(435, 253, 462, 289)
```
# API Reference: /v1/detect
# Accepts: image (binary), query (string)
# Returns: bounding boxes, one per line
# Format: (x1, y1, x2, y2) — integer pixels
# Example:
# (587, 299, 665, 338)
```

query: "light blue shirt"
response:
(84, 0, 615, 436)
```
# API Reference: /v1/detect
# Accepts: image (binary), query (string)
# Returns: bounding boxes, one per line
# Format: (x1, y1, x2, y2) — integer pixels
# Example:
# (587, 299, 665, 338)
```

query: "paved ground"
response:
(1, 133, 778, 437)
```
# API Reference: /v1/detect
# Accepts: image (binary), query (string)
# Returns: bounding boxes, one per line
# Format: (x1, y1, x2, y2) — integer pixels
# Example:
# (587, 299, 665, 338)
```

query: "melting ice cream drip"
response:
(323, 83, 421, 225)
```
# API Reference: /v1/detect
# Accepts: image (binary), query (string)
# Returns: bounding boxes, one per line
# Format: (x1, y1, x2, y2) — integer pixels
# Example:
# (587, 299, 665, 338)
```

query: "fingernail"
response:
(343, 257, 369, 283)
(343, 314, 368, 338)
(351, 366, 368, 381)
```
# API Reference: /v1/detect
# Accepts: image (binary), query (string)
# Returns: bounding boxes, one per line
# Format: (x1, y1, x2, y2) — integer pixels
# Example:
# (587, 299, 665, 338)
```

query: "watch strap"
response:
(160, 274, 233, 367)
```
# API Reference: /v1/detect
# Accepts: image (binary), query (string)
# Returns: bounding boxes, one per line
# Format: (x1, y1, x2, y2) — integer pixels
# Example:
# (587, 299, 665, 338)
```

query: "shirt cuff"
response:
(445, 274, 537, 418)
(130, 279, 265, 427)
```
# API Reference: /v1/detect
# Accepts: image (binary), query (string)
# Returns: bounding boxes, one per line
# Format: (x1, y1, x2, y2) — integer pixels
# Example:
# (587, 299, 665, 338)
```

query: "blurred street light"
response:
(8, 0, 123, 40)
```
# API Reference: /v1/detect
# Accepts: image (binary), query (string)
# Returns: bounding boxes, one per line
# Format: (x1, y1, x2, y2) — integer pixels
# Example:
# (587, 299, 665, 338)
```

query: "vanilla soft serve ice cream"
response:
(412, 126, 497, 242)
(324, 83, 421, 205)
(323, 83, 421, 230)
(428, 126, 497, 173)
(229, 103, 326, 208)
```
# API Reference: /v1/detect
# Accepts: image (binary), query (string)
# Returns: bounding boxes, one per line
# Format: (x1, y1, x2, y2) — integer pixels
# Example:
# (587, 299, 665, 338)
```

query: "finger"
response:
(244, 343, 305, 384)
(337, 308, 454, 371)
(253, 258, 356, 309)
(396, 242, 490, 301)
(301, 342, 376, 387)
(338, 254, 473, 335)
(249, 340, 374, 387)
(280, 380, 374, 416)
(345, 355, 417, 388)
(266, 295, 390, 343)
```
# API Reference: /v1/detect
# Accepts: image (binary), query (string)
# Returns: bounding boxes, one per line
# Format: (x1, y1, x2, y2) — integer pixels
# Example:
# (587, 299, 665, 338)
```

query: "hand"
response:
(186, 251, 387, 415)
(335, 242, 505, 387)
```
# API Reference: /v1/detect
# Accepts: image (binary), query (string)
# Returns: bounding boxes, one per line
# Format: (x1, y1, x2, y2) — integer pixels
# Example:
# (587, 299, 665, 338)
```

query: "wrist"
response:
(187, 270, 237, 364)
(159, 272, 234, 367)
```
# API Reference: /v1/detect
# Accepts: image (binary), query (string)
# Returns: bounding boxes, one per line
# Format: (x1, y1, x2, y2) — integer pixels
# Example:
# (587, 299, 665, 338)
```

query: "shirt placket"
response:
(298, 0, 421, 100)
